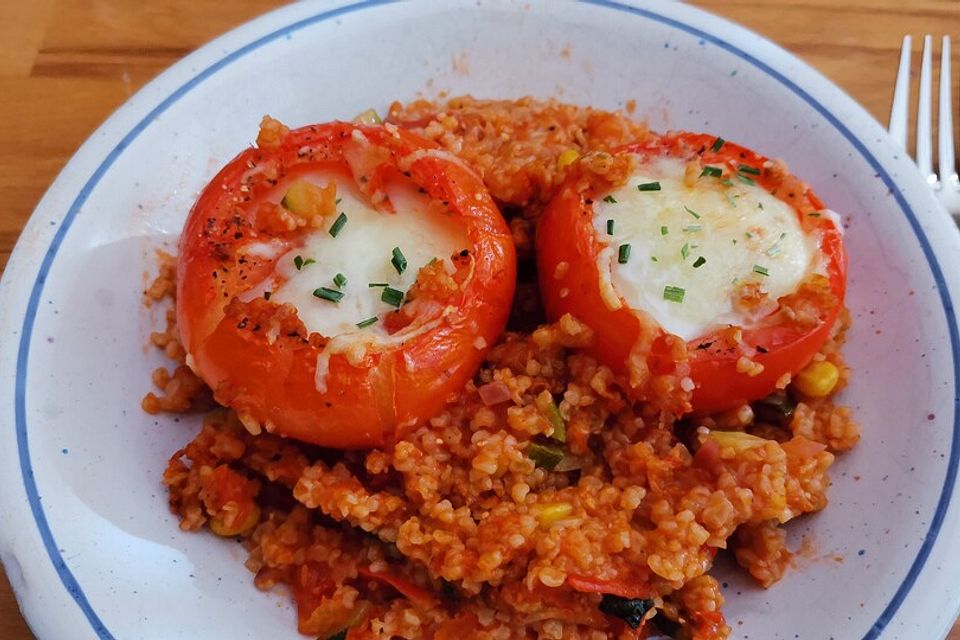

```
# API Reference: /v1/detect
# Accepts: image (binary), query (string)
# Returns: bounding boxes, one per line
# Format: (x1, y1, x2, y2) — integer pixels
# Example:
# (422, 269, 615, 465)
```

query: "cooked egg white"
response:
(265, 173, 468, 337)
(593, 157, 821, 341)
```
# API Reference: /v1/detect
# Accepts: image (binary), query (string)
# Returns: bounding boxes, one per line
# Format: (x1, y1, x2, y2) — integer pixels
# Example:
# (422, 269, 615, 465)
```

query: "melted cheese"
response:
(594, 157, 820, 341)
(265, 172, 468, 338)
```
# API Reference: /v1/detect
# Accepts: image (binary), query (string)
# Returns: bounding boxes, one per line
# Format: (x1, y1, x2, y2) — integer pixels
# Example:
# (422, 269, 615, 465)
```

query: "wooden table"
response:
(1, 1, 958, 638)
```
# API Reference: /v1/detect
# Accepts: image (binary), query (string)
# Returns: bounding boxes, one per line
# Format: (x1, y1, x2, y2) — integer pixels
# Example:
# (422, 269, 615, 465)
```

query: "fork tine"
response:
(917, 35, 936, 185)
(939, 36, 958, 186)
(889, 35, 912, 146)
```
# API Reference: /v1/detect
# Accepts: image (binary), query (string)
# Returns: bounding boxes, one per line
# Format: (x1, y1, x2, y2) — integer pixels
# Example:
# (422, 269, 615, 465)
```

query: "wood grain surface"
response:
(1, 1, 958, 639)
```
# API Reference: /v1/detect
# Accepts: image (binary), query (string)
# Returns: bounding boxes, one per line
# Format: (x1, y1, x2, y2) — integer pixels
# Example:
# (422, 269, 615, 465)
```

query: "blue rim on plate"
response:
(11, 1, 959, 639)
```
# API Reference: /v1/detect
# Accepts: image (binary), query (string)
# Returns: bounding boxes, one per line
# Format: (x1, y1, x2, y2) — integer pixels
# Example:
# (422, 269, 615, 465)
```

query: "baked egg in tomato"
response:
(178, 118, 516, 447)
(536, 132, 846, 414)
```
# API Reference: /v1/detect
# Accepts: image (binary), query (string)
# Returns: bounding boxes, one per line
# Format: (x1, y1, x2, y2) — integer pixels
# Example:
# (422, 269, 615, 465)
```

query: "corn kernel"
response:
(352, 108, 383, 124)
(793, 360, 839, 398)
(209, 504, 260, 537)
(557, 149, 580, 170)
(534, 502, 573, 526)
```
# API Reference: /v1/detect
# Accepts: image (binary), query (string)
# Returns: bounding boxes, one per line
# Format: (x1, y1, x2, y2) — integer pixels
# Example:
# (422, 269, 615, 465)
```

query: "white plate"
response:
(1, 1, 959, 638)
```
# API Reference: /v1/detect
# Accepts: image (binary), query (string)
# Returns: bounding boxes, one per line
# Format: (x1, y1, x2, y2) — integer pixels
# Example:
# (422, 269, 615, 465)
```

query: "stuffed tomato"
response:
(536, 132, 846, 415)
(177, 118, 516, 447)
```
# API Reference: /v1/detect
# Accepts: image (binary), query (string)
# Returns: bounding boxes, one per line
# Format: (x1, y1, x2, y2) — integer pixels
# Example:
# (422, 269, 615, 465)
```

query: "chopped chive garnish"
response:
(603, 195, 618, 203)
(738, 164, 761, 175)
(720, 178, 735, 187)
(753, 264, 770, 277)
(766, 244, 782, 257)
(682, 224, 702, 233)
(758, 202, 765, 210)
(663, 285, 686, 303)
(681, 242, 690, 260)
(660, 225, 669, 236)
(329, 212, 348, 237)
(381, 286, 404, 307)
(684, 205, 701, 219)
(710, 137, 726, 152)
(732, 239, 738, 245)
(263, 291, 272, 300)
(391, 247, 407, 274)
(745, 231, 754, 239)
(335, 198, 343, 204)
(700, 166, 723, 178)
(428, 256, 439, 265)
(692, 256, 706, 268)
(618, 244, 632, 264)
(637, 181, 662, 191)
(294, 256, 315, 271)
(313, 287, 344, 303)
(368, 282, 388, 288)
(356, 316, 378, 328)
(333, 272, 347, 288)
(651, 256, 659, 262)
(607, 219, 615, 235)
(808, 212, 821, 217)
(736, 173, 756, 186)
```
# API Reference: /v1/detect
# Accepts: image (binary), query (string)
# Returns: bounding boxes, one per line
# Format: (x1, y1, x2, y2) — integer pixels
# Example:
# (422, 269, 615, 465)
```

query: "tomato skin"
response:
(536, 132, 846, 414)
(178, 121, 516, 448)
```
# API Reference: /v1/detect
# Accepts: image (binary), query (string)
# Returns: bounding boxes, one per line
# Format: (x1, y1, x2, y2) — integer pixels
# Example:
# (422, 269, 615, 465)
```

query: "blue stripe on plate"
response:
(13, 1, 957, 639)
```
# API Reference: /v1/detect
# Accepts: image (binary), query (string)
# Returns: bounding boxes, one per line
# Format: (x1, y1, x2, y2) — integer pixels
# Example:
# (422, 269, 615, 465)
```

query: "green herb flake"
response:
(738, 164, 761, 175)
(381, 286, 404, 307)
(651, 256, 659, 262)
(603, 195, 618, 203)
(607, 219, 615, 235)
(333, 272, 347, 288)
(745, 231, 754, 239)
(682, 224, 702, 233)
(700, 166, 723, 178)
(313, 287, 344, 303)
(684, 205, 702, 219)
(637, 181, 662, 192)
(335, 197, 343, 204)
(329, 212, 348, 237)
(618, 244, 632, 264)
(356, 316, 378, 328)
(263, 291, 272, 300)
(710, 137, 726, 153)
(758, 202, 765, 210)
(528, 443, 565, 471)
(391, 247, 407, 274)
(681, 242, 690, 260)
(663, 285, 686, 303)
(692, 256, 706, 268)
(545, 402, 566, 443)
(753, 264, 770, 277)
(737, 173, 756, 186)
(720, 178, 735, 187)
(368, 282, 389, 288)
(293, 255, 315, 271)
(808, 212, 822, 217)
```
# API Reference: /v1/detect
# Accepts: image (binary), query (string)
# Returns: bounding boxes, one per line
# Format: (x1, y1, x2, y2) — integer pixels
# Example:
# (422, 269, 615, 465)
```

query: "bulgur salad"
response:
(143, 96, 858, 639)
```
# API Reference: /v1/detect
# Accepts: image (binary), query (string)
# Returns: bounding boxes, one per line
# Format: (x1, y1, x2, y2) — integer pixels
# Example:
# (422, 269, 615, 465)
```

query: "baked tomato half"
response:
(178, 118, 516, 447)
(536, 132, 846, 415)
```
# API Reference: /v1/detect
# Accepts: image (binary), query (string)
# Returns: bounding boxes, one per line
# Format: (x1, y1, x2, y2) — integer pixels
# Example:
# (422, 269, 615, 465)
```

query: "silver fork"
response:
(888, 35, 960, 217)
